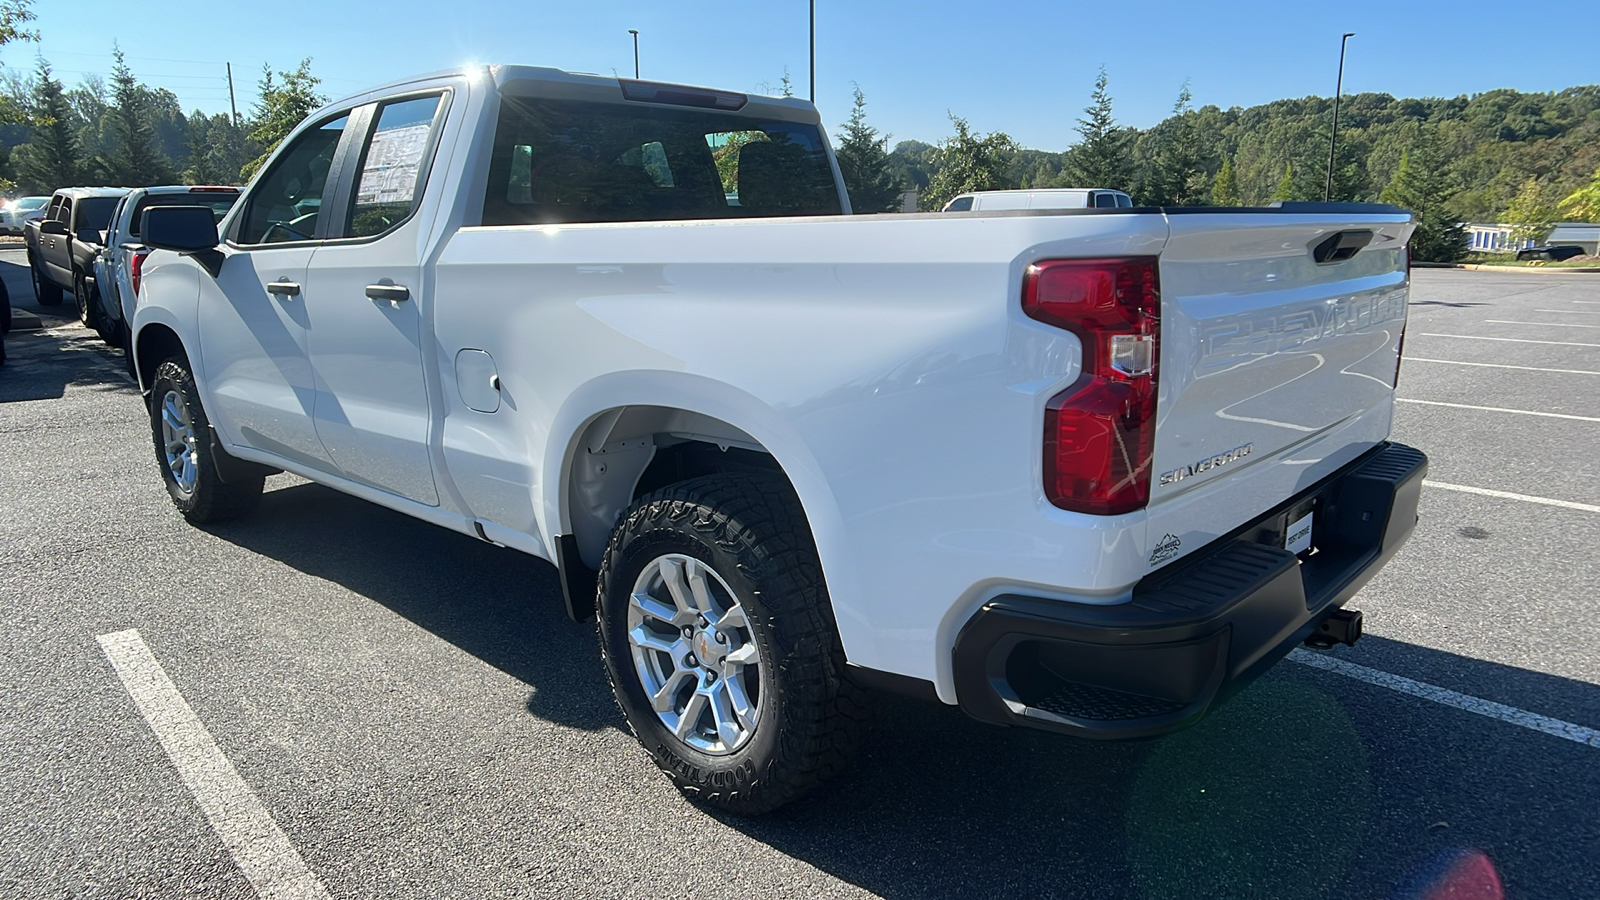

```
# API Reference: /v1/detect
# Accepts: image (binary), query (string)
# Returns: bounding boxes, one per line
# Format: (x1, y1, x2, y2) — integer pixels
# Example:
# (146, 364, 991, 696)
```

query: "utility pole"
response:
(809, 0, 815, 102)
(628, 30, 639, 79)
(226, 62, 239, 125)
(1324, 32, 1355, 202)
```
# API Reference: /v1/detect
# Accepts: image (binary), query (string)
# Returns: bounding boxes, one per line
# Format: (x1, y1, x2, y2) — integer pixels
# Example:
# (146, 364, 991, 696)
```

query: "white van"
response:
(943, 188, 1133, 211)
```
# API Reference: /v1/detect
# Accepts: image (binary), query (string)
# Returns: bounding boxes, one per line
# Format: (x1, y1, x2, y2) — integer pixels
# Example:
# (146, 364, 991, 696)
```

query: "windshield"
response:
(130, 193, 240, 236)
(15, 196, 48, 211)
(481, 97, 841, 225)
(78, 197, 122, 232)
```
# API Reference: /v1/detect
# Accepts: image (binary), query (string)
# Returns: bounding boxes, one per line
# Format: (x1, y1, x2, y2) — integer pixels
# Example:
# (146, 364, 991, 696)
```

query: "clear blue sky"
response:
(13, 0, 1599, 151)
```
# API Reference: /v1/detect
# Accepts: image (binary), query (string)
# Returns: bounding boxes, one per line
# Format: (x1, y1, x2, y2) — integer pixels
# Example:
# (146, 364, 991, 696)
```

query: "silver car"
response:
(0, 195, 50, 235)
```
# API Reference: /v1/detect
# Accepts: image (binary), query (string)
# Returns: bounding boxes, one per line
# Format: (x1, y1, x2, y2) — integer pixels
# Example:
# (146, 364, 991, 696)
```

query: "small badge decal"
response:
(1150, 533, 1182, 566)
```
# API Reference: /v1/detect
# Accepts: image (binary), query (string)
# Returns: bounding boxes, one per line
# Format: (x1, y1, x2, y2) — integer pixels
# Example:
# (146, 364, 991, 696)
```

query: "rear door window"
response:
(481, 96, 840, 225)
(343, 94, 444, 239)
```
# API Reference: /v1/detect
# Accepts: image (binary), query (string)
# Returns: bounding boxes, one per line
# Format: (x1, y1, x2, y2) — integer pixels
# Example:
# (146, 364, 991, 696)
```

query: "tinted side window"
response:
(1093, 192, 1118, 208)
(481, 97, 840, 225)
(52, 197, 71, 222)
(239, 114, 349, 245)
(944, 196, 974, 211)
(344, 94, 443, 239)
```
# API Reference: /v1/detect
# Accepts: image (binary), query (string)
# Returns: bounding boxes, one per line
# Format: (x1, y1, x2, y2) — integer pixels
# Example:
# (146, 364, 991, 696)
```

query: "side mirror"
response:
(142, 206, 220, 253)
(77, 227, 101, 244)
(39, 219, 67, 236)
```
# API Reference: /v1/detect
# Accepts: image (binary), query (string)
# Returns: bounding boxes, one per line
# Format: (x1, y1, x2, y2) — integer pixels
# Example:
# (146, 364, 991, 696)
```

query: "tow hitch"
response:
(1305, 608, 1363, 649)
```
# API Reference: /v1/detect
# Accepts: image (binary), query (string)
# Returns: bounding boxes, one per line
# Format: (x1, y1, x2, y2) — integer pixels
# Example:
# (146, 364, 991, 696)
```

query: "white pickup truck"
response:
(132, 64, 1427, 813)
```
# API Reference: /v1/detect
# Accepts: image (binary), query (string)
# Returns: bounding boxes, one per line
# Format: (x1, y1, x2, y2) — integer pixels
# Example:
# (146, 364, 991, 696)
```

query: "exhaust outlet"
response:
(1305, 608, 1363, 649)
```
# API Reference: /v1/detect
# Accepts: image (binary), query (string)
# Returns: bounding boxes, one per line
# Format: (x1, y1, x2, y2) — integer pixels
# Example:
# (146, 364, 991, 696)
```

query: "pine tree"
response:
(1379, 137, 1467, 262)
(1142, 82, 1204, 205)
(920, 114, 1018, 210)
(242, 58, 325, 180)
(1270, 163, 1296, 202)
(12, 57, 79, 193)
(1211, 156, 1240, 206)
(1503, 177, 1556, 248)
(1061, 66, 1131, 190)
(97, 46, 173, 186)
(779, 67, 794, 99)
(835, 85, 903, 213)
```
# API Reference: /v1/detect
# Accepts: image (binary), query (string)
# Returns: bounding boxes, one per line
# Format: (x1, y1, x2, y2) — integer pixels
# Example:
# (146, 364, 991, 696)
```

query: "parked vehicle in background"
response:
(943, 188, 1134, 212)
(0, 196, 51, 235)
(23, 188, 130, 337)
(133, 64, 1425, 814)
(94, 186, 242, 350)
(1515, 244, 1586, 262)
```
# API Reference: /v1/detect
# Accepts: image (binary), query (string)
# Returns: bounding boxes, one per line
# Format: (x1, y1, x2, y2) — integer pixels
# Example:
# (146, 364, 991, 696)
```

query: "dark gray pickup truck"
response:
(23, 187, 130, 333)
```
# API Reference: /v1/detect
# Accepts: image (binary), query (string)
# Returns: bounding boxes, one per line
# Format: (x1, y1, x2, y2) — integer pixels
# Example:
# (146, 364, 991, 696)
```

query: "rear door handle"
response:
(266, 280, 301, 296)
(365, 283, 411, 303)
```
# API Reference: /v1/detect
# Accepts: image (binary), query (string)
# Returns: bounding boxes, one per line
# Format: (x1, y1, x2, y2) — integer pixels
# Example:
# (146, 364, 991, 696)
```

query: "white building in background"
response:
(1465, 222, 1600, 254)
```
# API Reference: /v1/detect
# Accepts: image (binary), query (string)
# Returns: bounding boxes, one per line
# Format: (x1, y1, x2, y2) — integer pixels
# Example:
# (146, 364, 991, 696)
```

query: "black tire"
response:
(597, 473, 864, 814)
(148, 357, 264, 523)
(30, 255, 63, 306)
(121, 320, 137, 381)
(75, 270, 101, 333)
(0, 275, 11, 335)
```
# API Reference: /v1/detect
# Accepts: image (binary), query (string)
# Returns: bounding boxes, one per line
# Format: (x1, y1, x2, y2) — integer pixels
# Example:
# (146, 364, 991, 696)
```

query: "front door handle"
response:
(266, 280, 301, 296)
(365, 283, 411, 303)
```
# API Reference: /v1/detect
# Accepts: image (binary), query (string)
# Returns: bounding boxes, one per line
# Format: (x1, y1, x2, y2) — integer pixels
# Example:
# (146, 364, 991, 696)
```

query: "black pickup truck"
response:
(23, 187, 130, 332)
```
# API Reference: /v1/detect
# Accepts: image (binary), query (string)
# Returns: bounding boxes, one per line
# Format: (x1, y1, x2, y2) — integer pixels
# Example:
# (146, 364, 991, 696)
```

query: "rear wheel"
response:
(148, 357, 264, 523)
(597, 473, 864, 814)
(30, 255, 63, 306)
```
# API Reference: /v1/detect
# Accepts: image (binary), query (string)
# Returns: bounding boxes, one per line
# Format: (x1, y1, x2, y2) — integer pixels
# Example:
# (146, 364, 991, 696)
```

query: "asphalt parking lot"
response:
(1, 248, 1596, 899)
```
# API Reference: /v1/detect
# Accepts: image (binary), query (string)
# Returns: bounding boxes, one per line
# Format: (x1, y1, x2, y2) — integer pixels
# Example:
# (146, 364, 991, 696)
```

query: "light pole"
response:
(628, 29, 640, 79)
(809, 0, 815, 102)
(1324, 32, 1355, 202)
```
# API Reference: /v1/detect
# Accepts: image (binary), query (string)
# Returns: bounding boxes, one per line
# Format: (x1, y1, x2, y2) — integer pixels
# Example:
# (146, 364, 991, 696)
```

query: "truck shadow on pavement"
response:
(206, 481, 1597, 900)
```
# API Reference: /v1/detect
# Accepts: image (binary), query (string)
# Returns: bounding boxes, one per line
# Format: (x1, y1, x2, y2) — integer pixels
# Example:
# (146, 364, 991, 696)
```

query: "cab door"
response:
(198, 112, 355, 471)
(302, 90, 452, 505)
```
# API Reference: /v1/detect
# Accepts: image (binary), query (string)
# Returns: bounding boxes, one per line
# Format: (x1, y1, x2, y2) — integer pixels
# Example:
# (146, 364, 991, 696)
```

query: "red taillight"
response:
(1024, 258, 1160, 515)
(130, 249, 151, 297)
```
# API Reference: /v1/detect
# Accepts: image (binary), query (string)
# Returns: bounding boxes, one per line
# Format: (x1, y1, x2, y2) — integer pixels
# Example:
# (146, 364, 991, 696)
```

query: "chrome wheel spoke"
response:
(723, 643, 758, 666)
(628, 623, 680, 655)
(651, 668, 693, 713)
(658, 557, 697, 620)
(723, 676, 757, 730)
(712, 604, 747, 632)
(709, 685, 742, 749)
(629, 590, 681, 628)
(675, 692, 708, 739)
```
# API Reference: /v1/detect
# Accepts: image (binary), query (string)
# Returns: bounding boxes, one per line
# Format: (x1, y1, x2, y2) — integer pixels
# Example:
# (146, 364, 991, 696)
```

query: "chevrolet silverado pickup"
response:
(131, 64, 1427, 813)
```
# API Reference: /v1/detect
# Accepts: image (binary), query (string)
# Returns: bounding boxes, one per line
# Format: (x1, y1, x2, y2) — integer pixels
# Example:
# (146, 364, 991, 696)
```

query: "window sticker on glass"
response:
(348, 95, 442, 238)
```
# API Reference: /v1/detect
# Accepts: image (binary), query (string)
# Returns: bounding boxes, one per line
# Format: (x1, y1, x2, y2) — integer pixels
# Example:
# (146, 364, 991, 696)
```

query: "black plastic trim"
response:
(953, 442, 1427, 740)
(846, 664, 940, 703)
(555, 533, 597, 622)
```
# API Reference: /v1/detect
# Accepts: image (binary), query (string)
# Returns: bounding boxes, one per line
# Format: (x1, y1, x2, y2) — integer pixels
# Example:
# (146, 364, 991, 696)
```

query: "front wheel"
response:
(597, 473, 864, 814)
(148, 357, 264, 523)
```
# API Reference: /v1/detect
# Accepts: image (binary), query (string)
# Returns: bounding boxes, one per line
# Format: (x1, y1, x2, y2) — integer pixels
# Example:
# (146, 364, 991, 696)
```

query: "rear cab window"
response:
(481, 96, 840, 225)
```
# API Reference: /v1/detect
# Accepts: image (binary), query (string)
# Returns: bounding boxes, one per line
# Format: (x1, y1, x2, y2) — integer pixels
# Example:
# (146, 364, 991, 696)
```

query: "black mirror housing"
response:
(39, 219, 67, 236)
(142, 206, 220, 253)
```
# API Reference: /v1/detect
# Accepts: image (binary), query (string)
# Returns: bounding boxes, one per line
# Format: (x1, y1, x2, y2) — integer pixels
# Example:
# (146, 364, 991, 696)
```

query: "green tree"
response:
(12, 57, 78, 193)
(1380, 139, 1467, 262)
(242, 58, 325, 180)
(0, 0, 36, 123)
(1503, 177, 1556, 247)
(1558, 166, 1600, 222)
(183, 111, 249, 185)
(1270, 163, 1296, 201)
(920, 114, 1018, 210)
(835, 85, 903, 213)
(779, 67, 794, 99)
(96, 46, 174, 186)
(1061, 66, 1131, 190)
(1140, 82, 1205, 205)
(1211, 156, 1240, 206)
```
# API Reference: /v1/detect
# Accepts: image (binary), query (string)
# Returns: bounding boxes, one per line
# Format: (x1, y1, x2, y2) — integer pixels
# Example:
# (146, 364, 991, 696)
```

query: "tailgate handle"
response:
(1311, 230, 1373, 264)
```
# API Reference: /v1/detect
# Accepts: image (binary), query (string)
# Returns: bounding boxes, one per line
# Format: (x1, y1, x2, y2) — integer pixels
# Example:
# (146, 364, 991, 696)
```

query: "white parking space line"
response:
(1289, 649, 1600, 749)
(97, 630, 332, 900)
(1396, 398, 1600, 422)
(1485, 319, 1600, 329)
(1418, 333, 1600, 349)
(1423, 481, 1600, 514)
(1537, 308, 1600, 315)
(1404, 358, 1600, 376)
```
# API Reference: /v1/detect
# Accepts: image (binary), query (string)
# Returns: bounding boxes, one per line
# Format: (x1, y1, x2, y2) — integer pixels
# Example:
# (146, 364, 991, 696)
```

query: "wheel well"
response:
(565, 406, 787, 570)
(133, 323, 185, 390)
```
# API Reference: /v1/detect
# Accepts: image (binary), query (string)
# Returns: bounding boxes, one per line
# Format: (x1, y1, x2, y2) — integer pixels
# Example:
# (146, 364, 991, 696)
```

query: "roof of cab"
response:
(53, 187, 133, 199)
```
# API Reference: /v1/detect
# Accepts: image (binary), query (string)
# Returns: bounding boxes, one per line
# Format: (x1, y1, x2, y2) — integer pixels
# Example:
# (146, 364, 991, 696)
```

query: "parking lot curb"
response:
(1461, 264, 1600, 274)
(9, 308, 42, 331)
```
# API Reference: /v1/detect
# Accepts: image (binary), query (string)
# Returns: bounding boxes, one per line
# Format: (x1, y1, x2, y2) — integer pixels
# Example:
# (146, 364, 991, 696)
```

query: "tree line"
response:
(0, 47, 326, 195)
(835, 70, 1600, 261)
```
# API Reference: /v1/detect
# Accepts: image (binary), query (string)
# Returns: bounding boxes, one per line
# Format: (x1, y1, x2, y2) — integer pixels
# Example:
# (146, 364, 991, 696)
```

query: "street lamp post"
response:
(629, 29, 640, 79)
(809, 0, 815, 102)
(1324, 32, 1355, 202)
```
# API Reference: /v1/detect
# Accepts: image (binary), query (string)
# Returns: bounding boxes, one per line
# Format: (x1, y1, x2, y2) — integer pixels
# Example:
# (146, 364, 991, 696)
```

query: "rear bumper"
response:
(953, 442, 1426, 739)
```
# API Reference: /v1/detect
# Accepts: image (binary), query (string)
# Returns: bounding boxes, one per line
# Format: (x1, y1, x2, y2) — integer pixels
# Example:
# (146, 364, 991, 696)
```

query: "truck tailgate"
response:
(1145, 210, 1414, 565)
